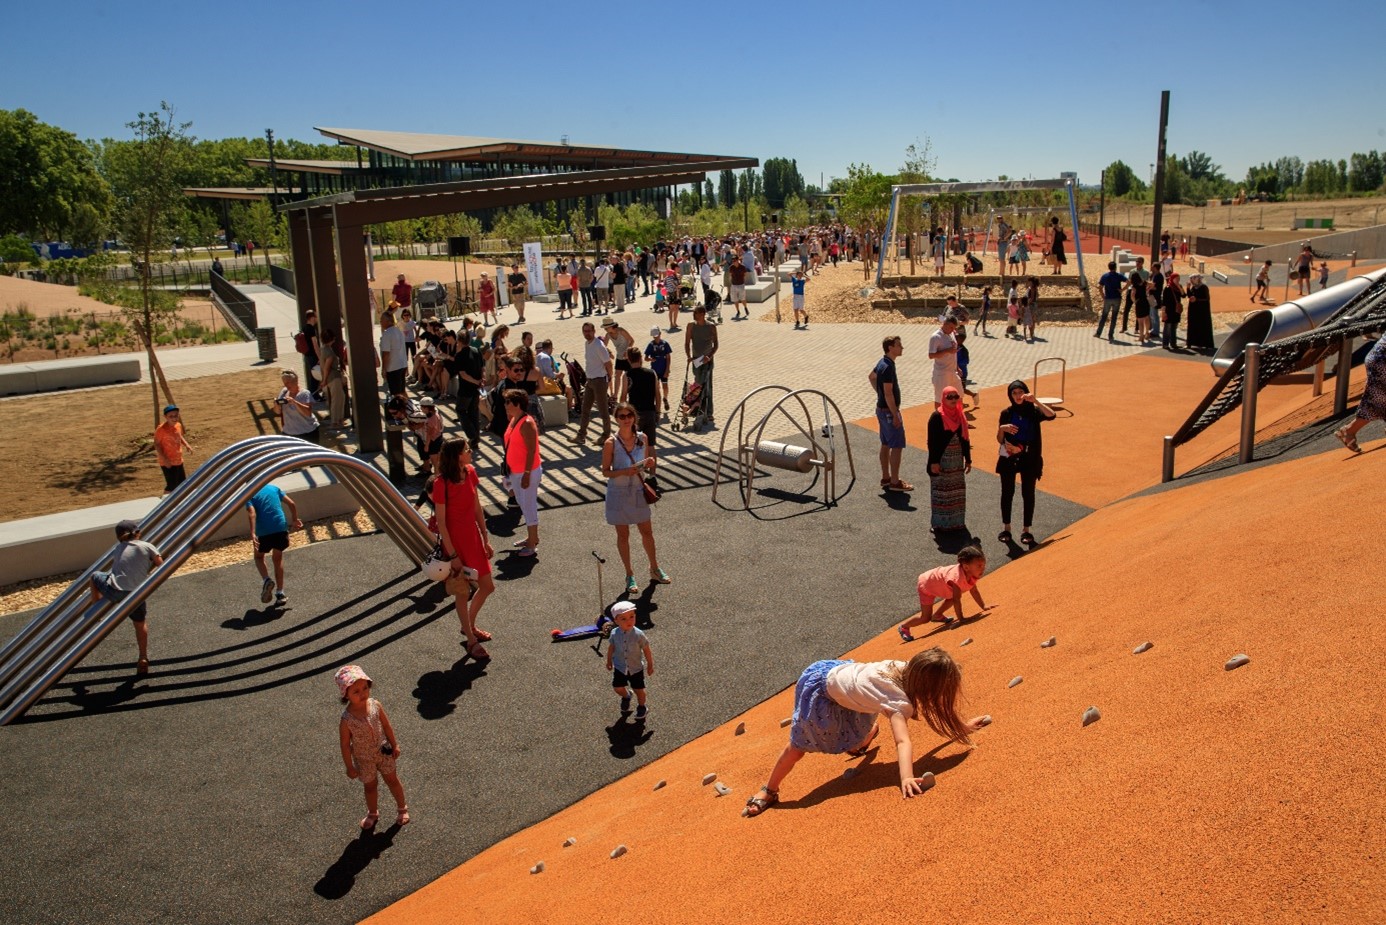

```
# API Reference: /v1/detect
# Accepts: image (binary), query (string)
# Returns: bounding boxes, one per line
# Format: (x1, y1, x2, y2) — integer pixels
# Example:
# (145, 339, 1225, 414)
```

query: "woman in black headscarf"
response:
(1184, 273, 1215, 354)
(995, 380, 1057, 548)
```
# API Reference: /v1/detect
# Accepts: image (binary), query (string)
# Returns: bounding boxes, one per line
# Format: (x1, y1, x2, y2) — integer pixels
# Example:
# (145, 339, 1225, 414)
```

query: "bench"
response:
(0, 356, 142, 396)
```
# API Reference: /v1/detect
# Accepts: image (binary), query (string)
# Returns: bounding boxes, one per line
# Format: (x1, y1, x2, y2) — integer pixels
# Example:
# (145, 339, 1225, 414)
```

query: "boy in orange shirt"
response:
(154, 404, 193, 493)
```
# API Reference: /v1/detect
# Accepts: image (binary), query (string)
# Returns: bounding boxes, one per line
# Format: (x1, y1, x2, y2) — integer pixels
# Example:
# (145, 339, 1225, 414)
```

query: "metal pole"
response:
(874, 188, 901, 289)
(1097, 169, 1106, 256)
(1333, 334, 1354, 416)
(1161, 435, 1175, 483)
(1238, 342, 1261, 464)
(1067, 180, 1086, 290)
(1149, 90, 1170, 264)
(1312, 358, 1325, 397)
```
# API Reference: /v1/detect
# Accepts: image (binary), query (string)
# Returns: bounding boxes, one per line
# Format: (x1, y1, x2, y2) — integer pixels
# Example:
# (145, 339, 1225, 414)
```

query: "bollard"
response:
(1333, 335, 1354, 417)
(1161, 435, 1175, 483)
(1238, 343, 1261, 465)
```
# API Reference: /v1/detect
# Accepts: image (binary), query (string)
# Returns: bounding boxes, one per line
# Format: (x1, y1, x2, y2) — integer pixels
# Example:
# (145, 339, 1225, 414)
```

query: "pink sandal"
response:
(360, 811, 379, 831)
(395, 806, 411, 827)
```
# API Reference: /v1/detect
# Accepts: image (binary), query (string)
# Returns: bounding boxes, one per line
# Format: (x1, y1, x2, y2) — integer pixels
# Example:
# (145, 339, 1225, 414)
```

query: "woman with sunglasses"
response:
(927, 386, 972, 534)
(601, 401, 671, 594)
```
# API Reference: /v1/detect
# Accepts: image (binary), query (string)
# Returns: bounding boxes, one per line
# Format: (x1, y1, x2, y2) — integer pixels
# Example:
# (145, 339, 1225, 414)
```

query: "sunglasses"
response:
(943, 396, 962, 402)
(615, 412, 635, 420)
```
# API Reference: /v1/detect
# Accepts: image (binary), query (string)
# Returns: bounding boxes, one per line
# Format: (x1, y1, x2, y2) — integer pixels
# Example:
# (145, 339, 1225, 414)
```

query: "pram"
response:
(703, 289, 724, 324)
(414, 280, 449, 319)
(560, 351, 587, 405)
(670, 359, 708, 432)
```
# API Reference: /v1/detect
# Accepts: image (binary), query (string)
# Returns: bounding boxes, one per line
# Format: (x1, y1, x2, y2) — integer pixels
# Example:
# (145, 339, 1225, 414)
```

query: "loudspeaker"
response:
(447, 236, 471, 257)
(771, 213, 780, 225)
(588, 224, 606, 242)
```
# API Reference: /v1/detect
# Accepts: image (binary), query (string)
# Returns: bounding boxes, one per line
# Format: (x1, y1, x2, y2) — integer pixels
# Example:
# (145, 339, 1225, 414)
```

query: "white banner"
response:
(495, 265, 510, 306)
(522, 242, 547, 295)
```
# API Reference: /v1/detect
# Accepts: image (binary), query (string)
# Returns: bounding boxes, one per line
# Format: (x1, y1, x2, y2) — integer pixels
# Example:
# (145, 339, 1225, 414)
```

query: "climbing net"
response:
(1174, 273, 1386, 446)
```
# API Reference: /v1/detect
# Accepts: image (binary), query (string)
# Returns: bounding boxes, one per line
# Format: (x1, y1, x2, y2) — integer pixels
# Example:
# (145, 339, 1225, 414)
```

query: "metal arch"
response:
(0, 437, 432, 725)
(712, 387, 856, 510)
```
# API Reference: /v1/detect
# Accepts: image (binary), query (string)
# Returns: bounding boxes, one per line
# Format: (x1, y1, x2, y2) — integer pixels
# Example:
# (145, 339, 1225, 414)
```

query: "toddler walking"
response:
(605, 600, 654, 720)
(898, 546, 991, 640)
(336, 664, 410, 831)
(954, 329, 980, 409)
(744, 647, 987, 816)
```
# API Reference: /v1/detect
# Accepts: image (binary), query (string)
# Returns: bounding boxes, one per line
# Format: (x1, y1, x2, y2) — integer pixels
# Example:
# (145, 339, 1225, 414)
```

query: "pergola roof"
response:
(183, 187, 279, 201)
(315, 126, 749, 168)
(244, 158, 361, 175)
(278, 159, 758, 226)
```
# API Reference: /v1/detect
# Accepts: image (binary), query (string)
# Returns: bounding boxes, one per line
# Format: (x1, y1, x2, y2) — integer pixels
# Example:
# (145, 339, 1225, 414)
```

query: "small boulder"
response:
(530, 862, 545, 874)
(713, 782, 732, 797)
(1007, 676, 1023, 689)
(1224, 653, 1250, 671)
(779, 717, 792, 728)
(701, 773, 717, 786)
(977, 714, 993, 727)
(1082, 706, 1101, 727)
(734, 722, 746, 736)
(1133, 642, 1154, 655)
(960, 637, 973, 647)
(653, 779, 666, 791)
(610, 845, 628, 860)
(563, 837, 576, 848)
(916, 772, 936, 792)
(1041, 636, 1056, 648)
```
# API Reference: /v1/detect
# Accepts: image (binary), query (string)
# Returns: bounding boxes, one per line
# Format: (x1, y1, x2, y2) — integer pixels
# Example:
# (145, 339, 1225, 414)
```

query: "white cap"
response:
(611, 601, 637, 617)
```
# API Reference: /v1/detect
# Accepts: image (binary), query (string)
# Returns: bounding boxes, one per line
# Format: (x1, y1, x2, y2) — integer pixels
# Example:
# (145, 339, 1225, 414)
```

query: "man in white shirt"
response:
(378, 310, 407, 398)
(570, 321, 613, 446)
(927, 314, 962, 408)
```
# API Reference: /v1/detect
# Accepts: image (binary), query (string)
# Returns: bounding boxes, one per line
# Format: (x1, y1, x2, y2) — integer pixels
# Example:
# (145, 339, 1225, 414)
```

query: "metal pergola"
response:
(873, 178, 1085, 289)
(279, 159, 756, 450)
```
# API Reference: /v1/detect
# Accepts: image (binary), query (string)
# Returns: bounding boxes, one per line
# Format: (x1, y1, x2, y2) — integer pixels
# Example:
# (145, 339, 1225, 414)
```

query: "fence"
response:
(269, 264, 296, 295)
(209, 270, 258, 336)
(97, 258, 272, 291)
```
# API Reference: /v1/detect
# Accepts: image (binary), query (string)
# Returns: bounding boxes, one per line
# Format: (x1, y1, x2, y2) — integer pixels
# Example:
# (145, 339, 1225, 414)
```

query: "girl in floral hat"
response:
(336, 664, 410, 830)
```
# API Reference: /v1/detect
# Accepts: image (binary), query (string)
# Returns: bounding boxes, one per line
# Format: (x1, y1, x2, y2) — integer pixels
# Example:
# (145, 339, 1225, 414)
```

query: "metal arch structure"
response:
(711, 386, 856, 510)
(874, 178, 1085, 290)
(0, 436, 434, 725)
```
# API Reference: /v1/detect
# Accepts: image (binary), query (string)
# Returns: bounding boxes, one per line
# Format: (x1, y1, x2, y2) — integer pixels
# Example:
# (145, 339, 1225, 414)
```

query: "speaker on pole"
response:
(447, 236, 471, 257)
(588, 225, 606, 242)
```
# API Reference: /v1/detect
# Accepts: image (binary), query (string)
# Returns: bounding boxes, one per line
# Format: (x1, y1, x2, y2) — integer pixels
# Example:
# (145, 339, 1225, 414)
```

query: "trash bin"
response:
(256, 327, 277, 362)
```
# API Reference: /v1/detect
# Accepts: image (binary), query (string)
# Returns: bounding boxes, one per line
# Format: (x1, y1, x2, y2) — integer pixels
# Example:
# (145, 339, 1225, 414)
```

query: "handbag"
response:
(642, 476, 660, 505)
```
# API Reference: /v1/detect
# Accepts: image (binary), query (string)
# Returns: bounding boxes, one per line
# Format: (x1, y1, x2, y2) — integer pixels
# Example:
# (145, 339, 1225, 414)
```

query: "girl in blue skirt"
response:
(744, 648, 985, 816)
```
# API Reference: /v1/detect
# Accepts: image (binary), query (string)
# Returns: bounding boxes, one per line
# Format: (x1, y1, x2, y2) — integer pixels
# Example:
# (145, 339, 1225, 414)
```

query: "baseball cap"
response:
(115, 519, 140, 538)
(611, 601, 637, 617)
(419, 397, 435, 407)
(163, 404, 179, 414)
(650, 326, 662, 336)
(334, 664, 372, 696)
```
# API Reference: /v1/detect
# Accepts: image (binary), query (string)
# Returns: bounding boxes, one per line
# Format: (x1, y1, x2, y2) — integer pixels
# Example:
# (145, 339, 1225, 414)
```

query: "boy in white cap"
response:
(605, 601, 653, 720)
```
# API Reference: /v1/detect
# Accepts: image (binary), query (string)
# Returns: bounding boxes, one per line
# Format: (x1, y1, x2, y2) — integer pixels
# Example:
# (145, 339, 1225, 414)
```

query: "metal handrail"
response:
(0, 438, 431, 725)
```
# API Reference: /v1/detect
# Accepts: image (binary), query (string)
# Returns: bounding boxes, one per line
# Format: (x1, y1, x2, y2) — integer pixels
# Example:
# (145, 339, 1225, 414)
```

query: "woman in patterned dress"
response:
(927, 386, 972, 533)
(1335, 331, 1386, 452)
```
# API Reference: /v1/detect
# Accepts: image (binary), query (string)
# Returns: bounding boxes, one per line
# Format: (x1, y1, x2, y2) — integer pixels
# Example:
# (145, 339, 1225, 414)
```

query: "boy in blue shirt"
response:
(644, 326, 674, 412)
(246, 483, 302, 605)
(955, 328, 980, 409)
(604, 600, 653, 720)
(790, 267, 808, 328)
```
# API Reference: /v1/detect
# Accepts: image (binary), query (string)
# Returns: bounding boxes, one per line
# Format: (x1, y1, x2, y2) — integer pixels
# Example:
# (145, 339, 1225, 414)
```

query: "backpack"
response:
(294, 331, 309, 354)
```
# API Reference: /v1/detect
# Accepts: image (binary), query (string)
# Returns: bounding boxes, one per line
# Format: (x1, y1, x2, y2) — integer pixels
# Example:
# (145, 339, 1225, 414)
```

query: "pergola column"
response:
(334, 212, 383, 452)
(307, 208, 342, 336)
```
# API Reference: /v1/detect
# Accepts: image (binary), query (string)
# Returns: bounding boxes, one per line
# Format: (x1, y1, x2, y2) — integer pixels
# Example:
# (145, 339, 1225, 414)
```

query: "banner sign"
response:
(523, 242, 547, 295)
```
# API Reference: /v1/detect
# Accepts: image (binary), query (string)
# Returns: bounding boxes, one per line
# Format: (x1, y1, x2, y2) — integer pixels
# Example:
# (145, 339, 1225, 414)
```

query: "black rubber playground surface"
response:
(0, 423, 1092, 925)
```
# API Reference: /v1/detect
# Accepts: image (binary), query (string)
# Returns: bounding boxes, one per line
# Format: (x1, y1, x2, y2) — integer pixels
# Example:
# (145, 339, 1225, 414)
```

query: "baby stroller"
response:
(670, 359, 708, 432)
(560, 351, 586, 419)
(414, 280, 449, 319)
(703, 289, 724, 324)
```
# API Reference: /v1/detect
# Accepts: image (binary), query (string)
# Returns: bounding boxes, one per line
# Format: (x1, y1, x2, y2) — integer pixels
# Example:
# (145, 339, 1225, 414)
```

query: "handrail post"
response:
(1161, 435, 1175, 483)
(1238, 342, 1261, 464)
(1333, 334, 1354, 417)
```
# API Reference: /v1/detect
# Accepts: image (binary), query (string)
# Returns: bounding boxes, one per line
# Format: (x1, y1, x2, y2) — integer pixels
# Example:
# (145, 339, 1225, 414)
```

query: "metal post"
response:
(874, 188, 902, 289)
(1149, 90, 1170, 264)
(1334, 335, 1354, 416)
(1238, 342, 1261, 464)
(1067, 180, 1086, 291)
(1162, 435, 1175, 483)
(1313, 358, 1325, 397)
(1097, 170, 1106, 257)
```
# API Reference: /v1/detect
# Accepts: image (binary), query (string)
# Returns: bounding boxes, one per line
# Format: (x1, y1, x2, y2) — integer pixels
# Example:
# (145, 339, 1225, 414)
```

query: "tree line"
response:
(1102, 149, 1386, 204)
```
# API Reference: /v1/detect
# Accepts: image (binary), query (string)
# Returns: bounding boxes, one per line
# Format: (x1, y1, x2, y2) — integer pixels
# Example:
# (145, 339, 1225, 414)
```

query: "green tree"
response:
(1178, 150, 1222, 182)
(1102, 160, 1146, 198)
(1302, 159, 1342, 196)
(0, 109, 113, 241)
(837, 164, 893, 279)
(103, 102, 193, 427)
(762, 157, 805, 208)
(782, 194, 810, 229)
(230, 199, 284, 270)
(1348, 151, 1383, 192)
(703, 179, 716, 208)
(490, 206, 553, 248)
(1274, 156, 1304, 190)
(1245, 163, 1280, 197)
(718, 169, 737, 208)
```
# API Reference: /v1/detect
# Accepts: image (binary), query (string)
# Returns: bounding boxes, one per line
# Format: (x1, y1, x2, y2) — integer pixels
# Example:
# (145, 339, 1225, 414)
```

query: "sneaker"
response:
(274, 590, 287, 604)
(625, 575, 639, 594)
(634, 704, 648, 720)
(620, 695, 632, 714)
(260, 577, 274, 604)
(650, 567, 671, 585)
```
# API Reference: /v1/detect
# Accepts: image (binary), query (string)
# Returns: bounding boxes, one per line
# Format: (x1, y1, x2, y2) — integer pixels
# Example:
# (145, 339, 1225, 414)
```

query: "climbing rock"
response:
(653, 779, 666, 791)
(701, 773, 717, 786)
(734, 722, 746, 736)
(1008, 676, 1023, 689)
(1082, 706, 1101, 727)
(563, 838, 576, 848)
(610, 845, 628, 859)
(916, 772, 936, 792)
(843, 766, 860, 780)
(1133, 642, 1154, 655)
(977, 714, 993, 727)
(714, 782, 732, 797)
(779, 717, 792, 728)
(960, 637, 973, 647)
(530, 862, 545, 874)
(1225, 654, 1250, 671)
(1041, 636, 1056, 648)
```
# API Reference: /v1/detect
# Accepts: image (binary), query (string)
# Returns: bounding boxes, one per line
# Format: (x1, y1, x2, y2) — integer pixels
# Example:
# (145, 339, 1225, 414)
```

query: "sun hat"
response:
(601, 317, 617, 327)
(611, 601, 637, 617)
(335, 664, 372, 696)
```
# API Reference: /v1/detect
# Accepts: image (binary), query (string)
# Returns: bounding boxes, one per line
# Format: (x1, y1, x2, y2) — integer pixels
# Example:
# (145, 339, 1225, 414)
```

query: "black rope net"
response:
(1175, 273, 1386, 446)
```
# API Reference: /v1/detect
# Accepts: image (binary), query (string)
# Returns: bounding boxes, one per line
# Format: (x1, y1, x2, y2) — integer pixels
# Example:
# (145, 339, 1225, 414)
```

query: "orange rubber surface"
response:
(365, 432, 1385, 924)
(859, 353, 1362, 509)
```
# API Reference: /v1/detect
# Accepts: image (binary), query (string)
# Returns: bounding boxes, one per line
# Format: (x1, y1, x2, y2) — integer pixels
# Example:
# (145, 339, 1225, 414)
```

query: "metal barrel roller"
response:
(753, 440, 816, 473)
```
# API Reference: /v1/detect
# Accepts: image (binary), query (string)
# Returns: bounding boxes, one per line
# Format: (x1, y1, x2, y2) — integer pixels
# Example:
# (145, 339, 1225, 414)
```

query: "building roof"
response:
(244, 158, 362, 175)
(314, 127, 748, 168)
(183, 187, 278, 201)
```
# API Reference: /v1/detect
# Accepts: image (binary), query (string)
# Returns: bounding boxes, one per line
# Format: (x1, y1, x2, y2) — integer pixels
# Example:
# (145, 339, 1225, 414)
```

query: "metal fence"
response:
(209, 270, 258, 336)
(269, 264, 296, 294)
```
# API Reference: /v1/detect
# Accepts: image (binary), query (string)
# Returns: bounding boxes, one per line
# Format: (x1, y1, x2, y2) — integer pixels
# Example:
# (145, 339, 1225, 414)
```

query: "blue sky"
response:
(5, 0, 1385, 189)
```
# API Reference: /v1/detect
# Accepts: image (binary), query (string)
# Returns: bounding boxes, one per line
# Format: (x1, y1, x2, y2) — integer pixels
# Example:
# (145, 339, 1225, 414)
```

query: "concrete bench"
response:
(744, 279, 780, 303)
(0, 467, 360, 586)
(0, 356, 141, 396)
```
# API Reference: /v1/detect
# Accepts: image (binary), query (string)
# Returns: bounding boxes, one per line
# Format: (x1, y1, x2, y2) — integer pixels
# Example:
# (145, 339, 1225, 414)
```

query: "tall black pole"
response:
(1098, 168, 1107, 257)
(266, 129, 279, 205)
(1150, 91, 1170, 262)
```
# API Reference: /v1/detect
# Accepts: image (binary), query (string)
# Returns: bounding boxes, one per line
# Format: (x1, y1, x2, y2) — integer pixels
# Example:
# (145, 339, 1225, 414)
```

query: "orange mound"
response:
(366, 439, 1386, 925)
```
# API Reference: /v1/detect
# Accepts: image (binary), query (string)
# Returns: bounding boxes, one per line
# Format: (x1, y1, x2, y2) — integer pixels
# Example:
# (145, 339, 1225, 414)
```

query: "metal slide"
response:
(0, 436, 434, 725)
(1212, 267, 1386, 371)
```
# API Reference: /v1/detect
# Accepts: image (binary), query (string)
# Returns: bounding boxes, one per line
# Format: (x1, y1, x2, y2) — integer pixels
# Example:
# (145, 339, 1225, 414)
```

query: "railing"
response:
(269, 263, 296, 295)
(209, 269, 258, 336)
(0, 436, 434, 725)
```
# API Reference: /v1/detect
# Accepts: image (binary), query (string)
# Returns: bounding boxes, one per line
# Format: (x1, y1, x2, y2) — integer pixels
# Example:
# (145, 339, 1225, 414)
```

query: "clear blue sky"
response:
(5, 0, 1385, 189)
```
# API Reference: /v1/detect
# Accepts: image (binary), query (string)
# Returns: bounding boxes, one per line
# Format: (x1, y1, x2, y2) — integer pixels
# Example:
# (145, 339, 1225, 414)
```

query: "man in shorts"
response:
(246, 483, 302, 606)
(728, 258, 749, 319)
(507, 263, 529, 323)
(87, 519, 163, 674)
(869, 335, 912, 493)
